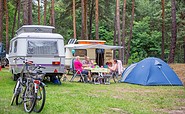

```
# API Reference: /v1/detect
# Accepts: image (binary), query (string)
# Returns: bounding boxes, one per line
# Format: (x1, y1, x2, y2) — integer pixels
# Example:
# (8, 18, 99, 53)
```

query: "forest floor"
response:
(165, 64, 185, 114)
(169, 64, 185, 87)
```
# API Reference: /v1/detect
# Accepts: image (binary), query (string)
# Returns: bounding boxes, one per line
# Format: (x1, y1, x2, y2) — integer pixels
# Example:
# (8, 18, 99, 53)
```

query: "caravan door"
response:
(96, 49, 104, 66)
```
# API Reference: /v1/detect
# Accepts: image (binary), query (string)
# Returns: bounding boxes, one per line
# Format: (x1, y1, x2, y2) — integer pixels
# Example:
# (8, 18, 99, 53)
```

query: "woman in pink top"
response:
(74, 56, 83, 72)
(74, 56, 88, 75)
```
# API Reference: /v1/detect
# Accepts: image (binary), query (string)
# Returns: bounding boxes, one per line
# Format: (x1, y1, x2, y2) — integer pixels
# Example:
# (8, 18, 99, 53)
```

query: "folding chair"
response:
(66, 58, 75, 75)
(70, 69, 87, 82)
(111, 71, 119, 83)
(69, 59, 88, 83)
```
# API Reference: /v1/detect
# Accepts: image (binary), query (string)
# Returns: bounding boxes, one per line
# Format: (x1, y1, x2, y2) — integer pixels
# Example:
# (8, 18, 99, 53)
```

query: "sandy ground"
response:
(169, 64, 185, 86)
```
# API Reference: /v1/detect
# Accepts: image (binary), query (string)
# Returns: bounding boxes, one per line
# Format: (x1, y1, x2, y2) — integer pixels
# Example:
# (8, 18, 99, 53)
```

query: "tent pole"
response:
(160, 69, 172, 85)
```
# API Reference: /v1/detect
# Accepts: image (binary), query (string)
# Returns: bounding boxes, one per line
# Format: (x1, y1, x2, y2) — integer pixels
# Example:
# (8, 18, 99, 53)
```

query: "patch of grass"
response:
(0, 68, 185, 114)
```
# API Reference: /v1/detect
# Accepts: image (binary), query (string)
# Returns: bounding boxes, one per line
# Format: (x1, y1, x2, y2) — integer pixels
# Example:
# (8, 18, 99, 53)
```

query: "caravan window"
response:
(14, 40, 18, 53)
(75, 49, 87, 57)
(27, 40, 58, 55)
(9, 41, 13, 53)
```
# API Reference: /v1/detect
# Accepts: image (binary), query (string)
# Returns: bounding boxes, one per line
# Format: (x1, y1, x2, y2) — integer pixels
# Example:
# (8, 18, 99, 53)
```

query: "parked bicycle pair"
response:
(10, 57, 46, 113)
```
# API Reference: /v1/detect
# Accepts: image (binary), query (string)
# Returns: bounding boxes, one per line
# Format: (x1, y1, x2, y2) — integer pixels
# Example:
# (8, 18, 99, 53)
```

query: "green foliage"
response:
(1, 0, 185, 62)
(128, 17, 162, 63)
(128, 52, 142, 64)
(91, 25, 114, 45)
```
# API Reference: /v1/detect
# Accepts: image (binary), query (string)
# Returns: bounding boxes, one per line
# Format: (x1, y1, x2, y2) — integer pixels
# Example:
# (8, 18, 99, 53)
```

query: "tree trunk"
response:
(4, 0, 9, 52)
(17, 0, 21, 28)
(12, 0, 19, 39)
(51, 0, 55, 26)
(161, 0, 165, 60)
(113, 8, 117, 59)
(88, 0, 94, 40)
(0, 0, 3, 42)
(28, 0, 32, 25)
(168, 0, 177, 63)
(184, 37, 185, 63)
(22, 0, 28, 25)
(122, 0, 126, 64)
(84, 0, 88, 39)
(44, 0, 47, 25)
(95, 0, 99, 40)
(116, 0, 121, 60)
(38, 0, 40, 25)
(126, 0, 135, 64)
(73, 0, 76, 39)
(81, 0, 86, 40)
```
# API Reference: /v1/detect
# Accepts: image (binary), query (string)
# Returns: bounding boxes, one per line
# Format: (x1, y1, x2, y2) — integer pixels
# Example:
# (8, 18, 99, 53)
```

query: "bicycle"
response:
(31, 65, 46, 113)
(10, 57, 46, 113)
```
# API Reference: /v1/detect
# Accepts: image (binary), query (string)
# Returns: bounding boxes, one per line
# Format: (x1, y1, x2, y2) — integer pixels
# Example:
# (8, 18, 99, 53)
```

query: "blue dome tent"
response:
(120, 57, 183, 86)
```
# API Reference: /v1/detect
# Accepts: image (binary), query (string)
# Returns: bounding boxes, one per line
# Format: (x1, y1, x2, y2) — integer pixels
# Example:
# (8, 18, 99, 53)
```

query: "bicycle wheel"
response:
(34, 84, 46, 113)
(15, 85, 25, 105)
(10, 77, 21, 105)
(23, 82, 37, 113)
(10, 94, 16, 106)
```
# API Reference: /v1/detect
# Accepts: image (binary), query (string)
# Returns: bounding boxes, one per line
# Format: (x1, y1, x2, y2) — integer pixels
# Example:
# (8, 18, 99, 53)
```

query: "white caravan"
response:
(9, 25, 65, 81)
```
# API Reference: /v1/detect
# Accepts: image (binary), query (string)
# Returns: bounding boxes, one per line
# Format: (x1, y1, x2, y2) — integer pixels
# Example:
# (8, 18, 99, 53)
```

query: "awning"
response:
(64, 44, 123, 50)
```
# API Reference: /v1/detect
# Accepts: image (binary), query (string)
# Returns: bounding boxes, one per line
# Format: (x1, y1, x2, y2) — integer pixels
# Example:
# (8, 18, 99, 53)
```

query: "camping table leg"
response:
(92, 75, 100, 84)
(103, 74, 111, 85)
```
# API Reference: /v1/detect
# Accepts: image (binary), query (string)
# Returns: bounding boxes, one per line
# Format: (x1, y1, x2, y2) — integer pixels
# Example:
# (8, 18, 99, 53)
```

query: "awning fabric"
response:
(64, 44, 123, 50)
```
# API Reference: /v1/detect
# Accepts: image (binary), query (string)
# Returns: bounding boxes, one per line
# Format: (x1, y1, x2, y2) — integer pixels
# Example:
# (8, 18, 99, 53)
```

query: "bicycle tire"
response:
(34, 84, 46, 113)
(23, 82, 37, 113)
(15, 85, 24, 105)
(10, 77, 21, 105)
(10, 94, 16, 106)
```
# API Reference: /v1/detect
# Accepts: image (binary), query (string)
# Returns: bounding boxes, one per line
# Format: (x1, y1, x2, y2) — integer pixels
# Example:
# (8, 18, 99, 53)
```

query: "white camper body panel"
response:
(9, 27, 65, 76)
(64, 43, 121, 68)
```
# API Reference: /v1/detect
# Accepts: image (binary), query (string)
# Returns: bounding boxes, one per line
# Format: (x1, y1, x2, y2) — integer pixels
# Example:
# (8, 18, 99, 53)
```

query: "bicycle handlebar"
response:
(34, 65, 46, 70)
(14, 57, 25, 61)
(14, 57, 46, 72)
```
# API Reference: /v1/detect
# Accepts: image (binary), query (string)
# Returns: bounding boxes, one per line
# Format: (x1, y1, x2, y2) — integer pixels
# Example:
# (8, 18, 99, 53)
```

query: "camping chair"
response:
(111, 60, 124, 83)
(70, 69, 87, 82)
(66, 58, 75, 75)
(69, 59, 88, 83)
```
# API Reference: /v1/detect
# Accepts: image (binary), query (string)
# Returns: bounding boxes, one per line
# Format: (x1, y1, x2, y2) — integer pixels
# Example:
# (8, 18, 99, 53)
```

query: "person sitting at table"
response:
(90, 59, 95, 68)
(82, 57, 94, 81)
(104, 61, 111, 68)
(74, 56, 88, 82)
(82, 56, 91, 66)
(108, 59, 118, 73)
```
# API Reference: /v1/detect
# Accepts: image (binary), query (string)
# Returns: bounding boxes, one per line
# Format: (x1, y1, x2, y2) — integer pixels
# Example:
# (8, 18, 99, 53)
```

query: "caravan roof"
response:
(16, 25, 55, 35)
(11, 33, 63, 41)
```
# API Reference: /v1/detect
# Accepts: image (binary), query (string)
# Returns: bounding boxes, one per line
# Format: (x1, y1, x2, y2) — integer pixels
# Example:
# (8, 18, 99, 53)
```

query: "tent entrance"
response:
(96, 49, 104, 67)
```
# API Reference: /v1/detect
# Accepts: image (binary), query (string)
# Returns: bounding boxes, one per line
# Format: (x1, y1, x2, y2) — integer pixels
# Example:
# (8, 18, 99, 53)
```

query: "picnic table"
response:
(84, 67, 112, 84)
(84, 67, 110, 73)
